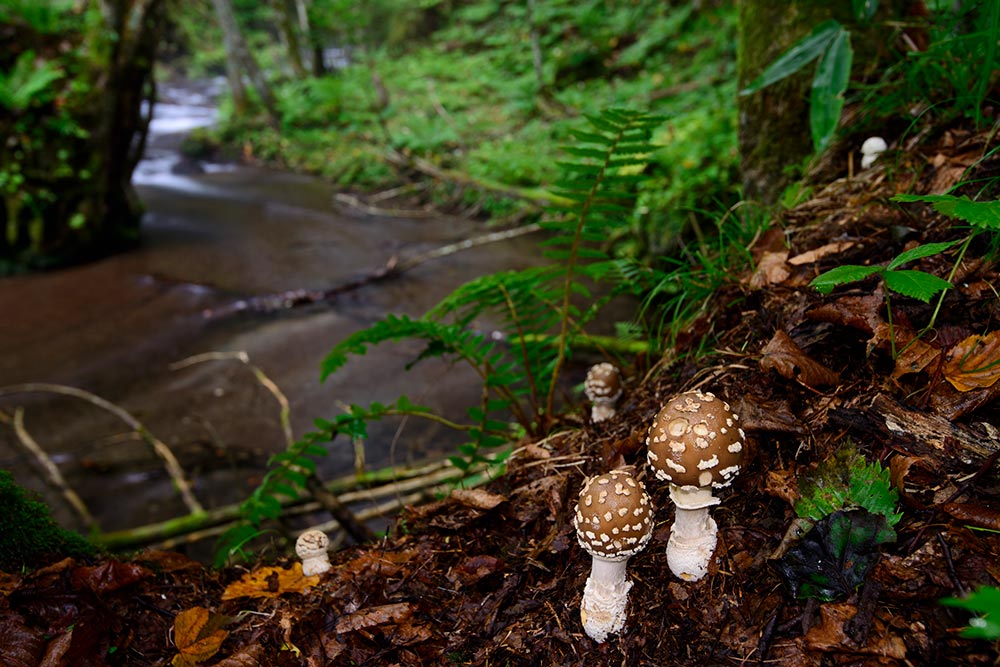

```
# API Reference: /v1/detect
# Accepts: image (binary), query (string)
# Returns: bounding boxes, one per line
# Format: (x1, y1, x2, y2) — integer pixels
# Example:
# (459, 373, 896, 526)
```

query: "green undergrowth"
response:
(200, 1, 741, 263)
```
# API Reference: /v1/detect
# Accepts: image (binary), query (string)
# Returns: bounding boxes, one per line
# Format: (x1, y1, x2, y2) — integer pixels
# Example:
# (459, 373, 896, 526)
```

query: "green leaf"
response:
(852, 0, 878, 22)
(892, 194, 1000, 230)
(777, 509, 896, 600)
(942, 586, 1000, 639)
(886, 239, 962, 269)
(882, 269, 952, 302)
(810, 264, 883, 293)
(810, 28, 852, 152)
(740, 20, 842, 96)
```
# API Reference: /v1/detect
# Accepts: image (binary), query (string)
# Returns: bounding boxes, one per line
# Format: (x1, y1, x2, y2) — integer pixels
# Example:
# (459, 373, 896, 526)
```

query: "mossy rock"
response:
(0, 469, 97, 571)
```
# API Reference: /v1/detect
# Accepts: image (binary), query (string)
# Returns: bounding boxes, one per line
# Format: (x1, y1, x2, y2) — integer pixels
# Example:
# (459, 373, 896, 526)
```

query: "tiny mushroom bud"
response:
(584, 363, 623, 423)
(860, 136, 888, 169)
(573, 469, 654, 642)
(295, 529, 331, 576)
(645, 389, 745, 581)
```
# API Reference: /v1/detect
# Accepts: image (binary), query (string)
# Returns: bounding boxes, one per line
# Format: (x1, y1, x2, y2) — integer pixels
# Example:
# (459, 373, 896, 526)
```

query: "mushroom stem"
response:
(581, 556, 632, 643)
(590, 399, 617, 423)
(667, 484, 720, 581)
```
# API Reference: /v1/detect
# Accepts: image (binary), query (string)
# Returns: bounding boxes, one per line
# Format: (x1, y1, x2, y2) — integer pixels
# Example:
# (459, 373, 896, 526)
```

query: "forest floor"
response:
(3, 126, 1000, 666)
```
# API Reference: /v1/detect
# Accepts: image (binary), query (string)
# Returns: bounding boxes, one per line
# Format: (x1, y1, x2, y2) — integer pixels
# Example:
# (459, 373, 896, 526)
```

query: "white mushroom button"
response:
(295, 529, 331, 576)
(584, 363, 623, 423)
(860, 136, 888, 169)
(573, 470, 653, 642)
(645, 389, 745, 581)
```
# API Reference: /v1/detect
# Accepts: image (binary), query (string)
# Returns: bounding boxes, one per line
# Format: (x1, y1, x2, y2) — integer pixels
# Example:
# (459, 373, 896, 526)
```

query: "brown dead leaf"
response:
(763, 469, 800, 505)
(942, 502, 1000, 531)
(172, 606, 230, 667)
(0, 617, 45, 667)
(760, 330, 840, 387)
(450, 488, 507, 511)
(335, 602, 414, 634)
(70, 560, 149, 594)
(801, 603, 906, 658)
(943, 331, 1000, 391)
(221, 562, 319, 600)
(787, 241, 856, 265)
(207, 644, 263, 667)
(448, 555, 505, 587)
(749, 250, 790, 288)
(891, 335, 940, 380)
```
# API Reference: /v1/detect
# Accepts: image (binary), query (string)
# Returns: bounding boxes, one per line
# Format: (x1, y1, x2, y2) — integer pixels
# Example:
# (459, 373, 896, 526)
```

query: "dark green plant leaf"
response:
(740, 20, 842, 96)
(777, 509, 896, 600)
(795, 442, 901, 526)
(852, 0, 878, 22)
(886, 239, 962, 269)
(810, 28, 852, 151)
(892, 194, 1000, 230)
(810, 264, 882, 293)
(941, 586, 1000, 639)
(882, 269, 952, 302)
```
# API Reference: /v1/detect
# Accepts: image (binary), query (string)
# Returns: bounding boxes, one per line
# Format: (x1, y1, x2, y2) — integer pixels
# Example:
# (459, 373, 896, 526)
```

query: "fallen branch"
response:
(0, 383, 204, 516)
(203, 222, 543, 318)
(7, 408, 98, 533)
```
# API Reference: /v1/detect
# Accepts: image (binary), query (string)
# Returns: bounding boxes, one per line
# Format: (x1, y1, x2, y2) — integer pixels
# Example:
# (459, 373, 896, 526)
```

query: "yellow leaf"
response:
(172, 606, 229, 667)
(944, 331, 1000, 391)
(221, 562, 319, 600)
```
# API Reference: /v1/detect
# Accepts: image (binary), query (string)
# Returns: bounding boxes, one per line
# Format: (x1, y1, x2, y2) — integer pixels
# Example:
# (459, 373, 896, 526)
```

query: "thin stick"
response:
(11, 407, 98, 533)
(0, 383, 204, 515)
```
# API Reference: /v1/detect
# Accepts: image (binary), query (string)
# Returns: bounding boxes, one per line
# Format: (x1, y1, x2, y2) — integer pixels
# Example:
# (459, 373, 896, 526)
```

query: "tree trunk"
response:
(737, 1, 913, 206)
(210, 0, 280, 125)
(273, 0, 307, 78)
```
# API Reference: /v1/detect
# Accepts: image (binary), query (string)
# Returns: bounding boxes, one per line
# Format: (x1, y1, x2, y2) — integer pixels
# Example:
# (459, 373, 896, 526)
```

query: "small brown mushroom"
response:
(573, 469, 654, 642)
(584, 363, 623, 422)
(645, 389, 745, 581)
(295, 529, 331, 576)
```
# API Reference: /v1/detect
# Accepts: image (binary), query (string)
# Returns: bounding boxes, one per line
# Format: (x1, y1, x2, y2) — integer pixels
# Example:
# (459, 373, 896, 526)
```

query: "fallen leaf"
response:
(943, 331, 1000, 391)
(763, 469, 800, 505)
(172, 606, 229, 667)
(336, 603, 414, 634)
(891, 334, 940, 380)
(0, 616, 45, 667)
(207, 643, 262, 667)
(788, 241, 855, 265)
(760, 330, 840, 387)
(942, 502, 1000, 531)
(800, 603, 906, 658)
(450, 488, 507, 511)
(71, 560, 149, 594)
(448, 555, 505, 587)
(749, 250, 790, 288)
(221, 563, 319, 600)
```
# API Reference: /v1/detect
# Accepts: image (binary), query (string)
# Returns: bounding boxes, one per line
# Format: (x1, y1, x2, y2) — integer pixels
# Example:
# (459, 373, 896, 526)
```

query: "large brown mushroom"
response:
(573, 469, 654, 642)
(645, 389, 744, 581)
(584, 363, 623, 422)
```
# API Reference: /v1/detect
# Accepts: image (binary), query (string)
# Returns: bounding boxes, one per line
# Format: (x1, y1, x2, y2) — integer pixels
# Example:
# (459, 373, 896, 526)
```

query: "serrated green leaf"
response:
(883, 269, 952, 302)
(740, 20, 843, 96)
(810, 28, 852, 151)
(810, 264, 883, 293)
(887, 239, 962, 269)
(893, 194, 1000, 230)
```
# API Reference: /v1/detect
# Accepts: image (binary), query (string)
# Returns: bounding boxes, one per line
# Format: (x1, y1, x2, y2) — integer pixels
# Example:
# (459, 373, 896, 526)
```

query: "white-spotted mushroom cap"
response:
(645, 390, 745, 490)
(574, 470, 653, 562)
(584, 363, 623, 404)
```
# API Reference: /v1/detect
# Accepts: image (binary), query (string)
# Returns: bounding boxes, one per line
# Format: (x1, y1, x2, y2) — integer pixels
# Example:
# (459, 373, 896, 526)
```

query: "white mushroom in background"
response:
(573, 469, 654, 642)
(860, 136, 888, 169)
(584, 363, 623, 423)
(645, 389, 745, 581)
(295, 529, 331, 576)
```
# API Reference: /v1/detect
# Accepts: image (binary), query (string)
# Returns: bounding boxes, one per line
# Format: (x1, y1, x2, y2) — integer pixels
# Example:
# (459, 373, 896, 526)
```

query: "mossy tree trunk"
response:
(737, 0, 915, 206)
(0, 1, 164, 273)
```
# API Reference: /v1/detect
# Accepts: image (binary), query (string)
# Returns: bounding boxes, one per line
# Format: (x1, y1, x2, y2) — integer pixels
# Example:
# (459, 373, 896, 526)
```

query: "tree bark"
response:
(273, 0, 307, 78)
(737, 1, 913, 206)
(210, 0, 280, 125)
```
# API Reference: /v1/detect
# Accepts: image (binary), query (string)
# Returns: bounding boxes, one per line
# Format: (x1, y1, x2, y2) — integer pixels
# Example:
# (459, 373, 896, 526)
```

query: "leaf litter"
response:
(1, 129, 999, 666)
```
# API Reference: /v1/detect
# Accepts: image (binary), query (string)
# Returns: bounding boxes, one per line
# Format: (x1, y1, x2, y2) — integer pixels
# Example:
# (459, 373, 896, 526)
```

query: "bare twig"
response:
(0, 383, 204, 515)
(10, 407, 98, 533)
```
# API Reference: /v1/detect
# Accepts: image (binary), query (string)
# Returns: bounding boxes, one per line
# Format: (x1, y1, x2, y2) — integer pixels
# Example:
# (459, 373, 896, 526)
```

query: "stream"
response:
(0, 80, 545, 545)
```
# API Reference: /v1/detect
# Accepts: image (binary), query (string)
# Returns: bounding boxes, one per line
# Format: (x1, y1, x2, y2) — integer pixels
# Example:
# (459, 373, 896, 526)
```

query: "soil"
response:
(2, 126, 1000, 666)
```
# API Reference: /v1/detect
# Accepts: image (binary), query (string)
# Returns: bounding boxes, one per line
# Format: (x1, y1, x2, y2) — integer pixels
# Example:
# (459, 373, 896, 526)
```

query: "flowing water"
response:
(0, 81, 545, 541)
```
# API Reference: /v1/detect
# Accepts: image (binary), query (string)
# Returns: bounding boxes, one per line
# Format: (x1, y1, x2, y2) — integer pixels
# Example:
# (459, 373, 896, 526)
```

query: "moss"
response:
(0, 469, 97, 571)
